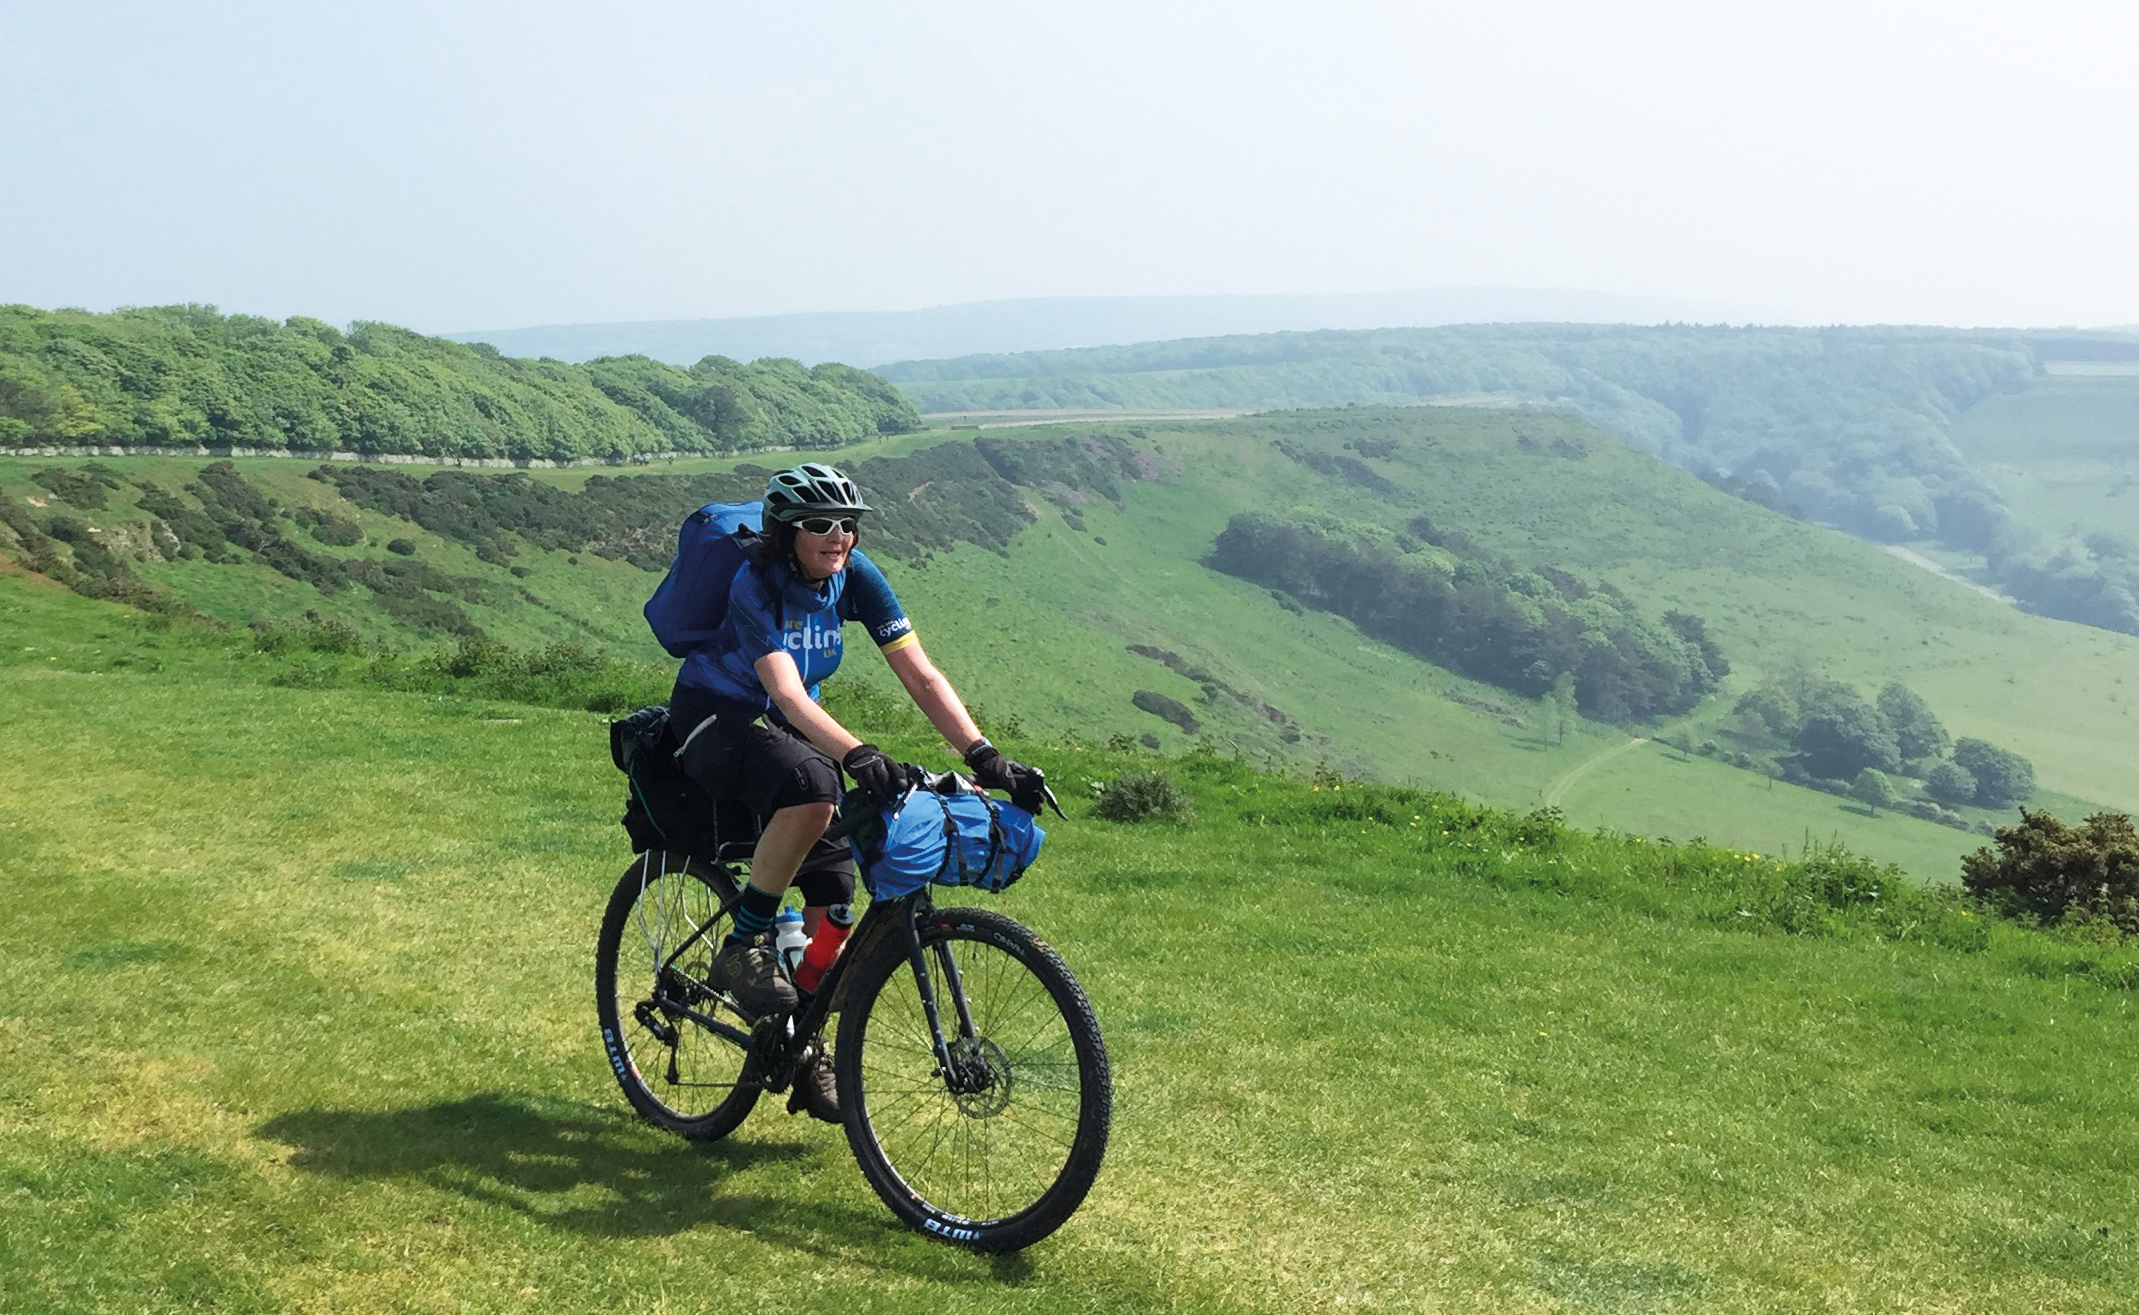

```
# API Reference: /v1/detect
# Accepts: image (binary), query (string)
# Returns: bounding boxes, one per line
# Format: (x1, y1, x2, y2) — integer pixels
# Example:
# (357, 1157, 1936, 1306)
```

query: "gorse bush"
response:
(315, 432, 1156, 572)
(1131, 690, 1200, 735)
(1963, 808, 2139, 935)
(1091, 770, 1196, 823)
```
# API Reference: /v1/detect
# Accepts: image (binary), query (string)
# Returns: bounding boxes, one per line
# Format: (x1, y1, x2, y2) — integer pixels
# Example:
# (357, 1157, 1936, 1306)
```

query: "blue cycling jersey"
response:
(675, 548, 913, 714)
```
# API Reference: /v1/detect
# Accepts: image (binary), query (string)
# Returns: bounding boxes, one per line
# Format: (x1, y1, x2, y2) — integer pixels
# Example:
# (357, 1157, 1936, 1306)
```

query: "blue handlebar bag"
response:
(846, 785, 1045, 899)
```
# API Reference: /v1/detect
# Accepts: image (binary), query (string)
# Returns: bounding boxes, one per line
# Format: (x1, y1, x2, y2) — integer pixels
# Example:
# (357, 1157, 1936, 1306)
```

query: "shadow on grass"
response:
(256, 1092, 897, 1252)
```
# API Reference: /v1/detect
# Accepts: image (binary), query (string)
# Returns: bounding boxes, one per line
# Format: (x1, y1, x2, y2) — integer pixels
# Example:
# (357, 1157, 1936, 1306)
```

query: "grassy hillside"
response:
(6, 401, 2134, 882)
(876, 323, 2042, 544)
(1952, 374, 2139, 545)
(4, 576, 2137, 1312)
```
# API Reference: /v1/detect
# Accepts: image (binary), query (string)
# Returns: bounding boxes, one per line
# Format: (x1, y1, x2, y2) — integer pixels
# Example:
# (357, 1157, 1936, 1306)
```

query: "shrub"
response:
(1131, 690, 1201, 734)
(1091, 770, 1195, 823)
(31, 466, 121, 511)
(301, 615, 364, 655)
(1962, 808, 2139, 934)
(386, 538, 417, 556)
(293, 505, 364, 546)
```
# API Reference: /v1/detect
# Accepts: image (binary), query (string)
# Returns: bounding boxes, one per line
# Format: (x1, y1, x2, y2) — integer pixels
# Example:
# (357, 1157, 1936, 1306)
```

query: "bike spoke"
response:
(598, 857, 759, 1136)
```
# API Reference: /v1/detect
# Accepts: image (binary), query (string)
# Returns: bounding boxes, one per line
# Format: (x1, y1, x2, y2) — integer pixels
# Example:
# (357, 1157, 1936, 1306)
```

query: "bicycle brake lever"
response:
(1041, 782, 1067, 820)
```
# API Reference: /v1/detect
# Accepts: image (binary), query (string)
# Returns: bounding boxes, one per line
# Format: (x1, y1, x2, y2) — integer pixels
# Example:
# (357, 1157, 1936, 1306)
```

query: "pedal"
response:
(749, 1015, 799, 1092)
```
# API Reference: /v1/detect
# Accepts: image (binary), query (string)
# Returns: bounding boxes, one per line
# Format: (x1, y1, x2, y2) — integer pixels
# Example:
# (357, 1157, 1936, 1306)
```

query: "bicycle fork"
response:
(901, 905, 993, 1096)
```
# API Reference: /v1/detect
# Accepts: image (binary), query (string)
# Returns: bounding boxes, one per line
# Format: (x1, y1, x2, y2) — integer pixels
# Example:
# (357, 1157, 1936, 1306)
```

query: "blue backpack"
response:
(643, 502, 764, 659)
(847, 785, 1046, 899)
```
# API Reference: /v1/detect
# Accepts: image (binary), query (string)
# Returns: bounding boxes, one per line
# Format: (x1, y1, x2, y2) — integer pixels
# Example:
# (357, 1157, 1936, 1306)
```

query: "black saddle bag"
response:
(610, 706, 753, 858)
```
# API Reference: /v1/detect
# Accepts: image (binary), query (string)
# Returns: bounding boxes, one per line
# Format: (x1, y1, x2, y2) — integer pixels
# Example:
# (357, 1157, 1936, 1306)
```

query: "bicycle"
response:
(593, 797, 1112, 1253)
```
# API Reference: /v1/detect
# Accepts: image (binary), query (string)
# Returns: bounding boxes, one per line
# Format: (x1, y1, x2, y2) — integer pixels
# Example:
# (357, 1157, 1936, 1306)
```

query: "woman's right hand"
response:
(842, 744, 911, 808)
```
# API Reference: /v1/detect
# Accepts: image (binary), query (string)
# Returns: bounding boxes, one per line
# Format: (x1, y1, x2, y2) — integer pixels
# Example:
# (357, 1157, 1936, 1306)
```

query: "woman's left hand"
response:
(966, 745, 1049, 813)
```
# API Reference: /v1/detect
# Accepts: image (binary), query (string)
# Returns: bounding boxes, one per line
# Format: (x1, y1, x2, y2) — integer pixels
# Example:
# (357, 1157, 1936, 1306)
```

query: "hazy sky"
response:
(4, 0, 2136, 333)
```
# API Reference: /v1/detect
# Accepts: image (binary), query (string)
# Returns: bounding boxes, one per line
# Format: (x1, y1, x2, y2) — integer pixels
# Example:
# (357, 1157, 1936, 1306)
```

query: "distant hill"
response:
(443, 288, 1767, 367)
(0, 304, 919, 462)
(882, 322, 2139, 640)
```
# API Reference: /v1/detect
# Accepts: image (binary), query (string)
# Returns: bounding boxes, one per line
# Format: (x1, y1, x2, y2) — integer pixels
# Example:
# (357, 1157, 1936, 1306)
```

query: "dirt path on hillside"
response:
(1883, 545, 2017, 606)
(1542, 736, 1650, 808)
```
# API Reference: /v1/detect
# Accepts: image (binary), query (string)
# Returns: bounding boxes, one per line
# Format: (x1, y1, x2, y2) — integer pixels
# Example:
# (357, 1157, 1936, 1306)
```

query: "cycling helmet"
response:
(763, 462, 873, 522)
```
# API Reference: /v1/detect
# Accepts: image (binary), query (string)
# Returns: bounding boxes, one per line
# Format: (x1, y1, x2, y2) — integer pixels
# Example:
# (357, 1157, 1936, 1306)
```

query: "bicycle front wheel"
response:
(594, 850, 761, 1140)
(836, 906, 1111, 1252)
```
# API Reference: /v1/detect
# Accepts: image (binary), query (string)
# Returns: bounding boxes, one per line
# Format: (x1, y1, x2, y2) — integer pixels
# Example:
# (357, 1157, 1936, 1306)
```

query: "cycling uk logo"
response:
(780, 616, 844, 659)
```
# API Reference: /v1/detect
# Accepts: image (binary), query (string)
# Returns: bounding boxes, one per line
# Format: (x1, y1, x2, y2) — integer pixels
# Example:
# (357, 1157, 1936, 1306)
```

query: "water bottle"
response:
(774, 908, 808, 979)
(795, 903, 855, 993)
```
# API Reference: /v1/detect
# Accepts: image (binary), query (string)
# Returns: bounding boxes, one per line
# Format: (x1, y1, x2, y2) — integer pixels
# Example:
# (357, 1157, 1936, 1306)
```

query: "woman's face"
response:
(792, 519, 855, 581)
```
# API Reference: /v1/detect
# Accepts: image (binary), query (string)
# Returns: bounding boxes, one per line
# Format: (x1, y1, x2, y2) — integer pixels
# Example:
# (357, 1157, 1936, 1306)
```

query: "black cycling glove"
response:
(842, 743, 910, 809)
(964, 738, 1049, 815)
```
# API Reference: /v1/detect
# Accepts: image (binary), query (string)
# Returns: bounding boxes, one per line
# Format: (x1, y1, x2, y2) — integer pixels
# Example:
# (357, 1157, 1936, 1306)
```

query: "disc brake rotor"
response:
(947, 1036, 1013, 1118)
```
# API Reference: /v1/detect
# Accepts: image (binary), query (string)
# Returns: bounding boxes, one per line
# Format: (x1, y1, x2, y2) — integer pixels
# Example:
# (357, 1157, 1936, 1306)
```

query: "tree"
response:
(1953, 738, 2036, 809)
(1851, 768, 1898, 816)
(1734, 684, 1798, 745)
(1546, 672, 1577, 746)
(1792, 682, 1900, 780)
(1922, 759, 1977, 808)
(1876, 683, 1950, 761)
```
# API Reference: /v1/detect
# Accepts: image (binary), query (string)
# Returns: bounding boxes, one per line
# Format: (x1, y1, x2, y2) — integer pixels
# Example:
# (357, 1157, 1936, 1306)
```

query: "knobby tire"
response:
(836, 905, 1111, 1252)
(594, 850, 761, 1140)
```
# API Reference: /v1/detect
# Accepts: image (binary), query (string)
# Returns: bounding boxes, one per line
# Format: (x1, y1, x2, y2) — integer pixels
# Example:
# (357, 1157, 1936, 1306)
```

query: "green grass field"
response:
(4, 572, 2138, 1312)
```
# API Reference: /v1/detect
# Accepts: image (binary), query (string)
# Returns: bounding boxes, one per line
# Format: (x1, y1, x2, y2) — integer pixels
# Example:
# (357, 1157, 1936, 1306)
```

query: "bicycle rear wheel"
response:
(836, 906, 1110, 1252)
(595, 850, 761, 1140)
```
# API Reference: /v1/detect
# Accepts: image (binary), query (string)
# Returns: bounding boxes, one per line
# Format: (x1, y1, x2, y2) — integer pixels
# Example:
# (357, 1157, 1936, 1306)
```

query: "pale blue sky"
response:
(3, 0, 2135, 334)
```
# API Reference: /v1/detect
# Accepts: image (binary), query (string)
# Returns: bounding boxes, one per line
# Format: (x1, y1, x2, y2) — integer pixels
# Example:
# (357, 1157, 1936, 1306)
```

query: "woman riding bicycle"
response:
(668, 462, 1046, 1119)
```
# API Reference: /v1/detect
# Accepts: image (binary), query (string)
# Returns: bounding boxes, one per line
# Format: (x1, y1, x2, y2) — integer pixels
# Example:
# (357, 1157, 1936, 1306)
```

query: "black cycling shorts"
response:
(675, 705, 855, 907)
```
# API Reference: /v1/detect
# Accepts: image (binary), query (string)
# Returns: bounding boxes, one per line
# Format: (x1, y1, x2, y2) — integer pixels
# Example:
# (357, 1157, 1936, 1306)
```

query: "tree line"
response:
(0, 304, 920, 462)
(1206, 511, 1727, 722)
(1732, 675, 2035, 818)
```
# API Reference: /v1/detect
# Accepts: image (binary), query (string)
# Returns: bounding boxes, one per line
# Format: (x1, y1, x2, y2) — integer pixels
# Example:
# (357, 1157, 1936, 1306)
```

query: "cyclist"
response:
(668, 461, 1046, 1120)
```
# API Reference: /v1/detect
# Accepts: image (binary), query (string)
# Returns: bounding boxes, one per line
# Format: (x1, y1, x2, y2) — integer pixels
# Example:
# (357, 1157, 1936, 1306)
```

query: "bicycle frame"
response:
(637, 859, 963, 1098)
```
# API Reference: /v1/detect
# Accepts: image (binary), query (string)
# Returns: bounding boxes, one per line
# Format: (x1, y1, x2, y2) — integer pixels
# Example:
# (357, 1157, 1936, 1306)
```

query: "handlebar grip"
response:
(823, 792, 874, 843)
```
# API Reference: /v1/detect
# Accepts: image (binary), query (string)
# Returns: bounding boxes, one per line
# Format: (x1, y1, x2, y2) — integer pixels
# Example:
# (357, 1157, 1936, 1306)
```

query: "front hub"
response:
(945, 1036, 1013, 1117)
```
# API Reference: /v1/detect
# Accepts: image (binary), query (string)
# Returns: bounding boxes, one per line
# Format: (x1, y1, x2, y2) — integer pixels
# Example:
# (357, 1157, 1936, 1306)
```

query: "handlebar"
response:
(822, 772, 1066, 844)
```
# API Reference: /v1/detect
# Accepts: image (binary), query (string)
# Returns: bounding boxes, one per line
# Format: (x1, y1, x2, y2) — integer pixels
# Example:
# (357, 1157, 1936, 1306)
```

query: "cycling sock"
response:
(727, 884, 783, 944)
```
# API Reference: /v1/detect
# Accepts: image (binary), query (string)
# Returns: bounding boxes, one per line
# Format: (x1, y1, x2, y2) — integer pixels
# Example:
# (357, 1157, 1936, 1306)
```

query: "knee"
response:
(773, 801, 836, 830)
